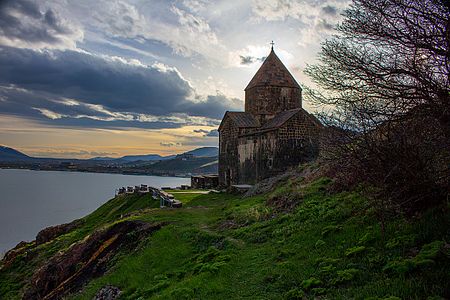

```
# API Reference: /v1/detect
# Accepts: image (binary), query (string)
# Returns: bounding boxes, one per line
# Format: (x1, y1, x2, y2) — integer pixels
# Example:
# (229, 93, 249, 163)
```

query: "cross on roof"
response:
(270, 41, 274, 50)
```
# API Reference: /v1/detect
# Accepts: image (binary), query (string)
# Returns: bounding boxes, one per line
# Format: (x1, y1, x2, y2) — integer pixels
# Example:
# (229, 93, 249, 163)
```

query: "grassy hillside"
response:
(1, 177, 449, 299)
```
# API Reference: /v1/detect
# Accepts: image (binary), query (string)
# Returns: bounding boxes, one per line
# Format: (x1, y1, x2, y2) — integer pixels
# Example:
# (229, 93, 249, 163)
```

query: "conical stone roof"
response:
(245, 49, 300, 90)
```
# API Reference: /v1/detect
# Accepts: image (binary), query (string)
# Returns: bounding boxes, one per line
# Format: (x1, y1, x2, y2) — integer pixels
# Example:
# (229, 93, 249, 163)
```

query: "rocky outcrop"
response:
(1, 241, 33, 269)
(1, 220, 83, 270)
(23, 220, 164, 300)
(1, 220, 83, 269)
(36, 219, 84, 245)
(94, 285, 121, 300)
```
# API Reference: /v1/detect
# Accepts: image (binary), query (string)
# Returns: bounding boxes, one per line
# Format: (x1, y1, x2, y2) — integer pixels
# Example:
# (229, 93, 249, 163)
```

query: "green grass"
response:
(1, 177, 449, 299)
(165, 189, 208, 193)
(170, 192, 209, 205)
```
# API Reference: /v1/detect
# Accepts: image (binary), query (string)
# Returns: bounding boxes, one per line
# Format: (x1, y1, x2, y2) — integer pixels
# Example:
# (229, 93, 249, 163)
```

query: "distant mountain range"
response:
(90, 154, 175, 162)
(141, 155, 218, 176)
(0, 146, 32, 161)
(0, 145, 218, 163)
(90, 146, 218, 162)
(184, 147, 218, 157)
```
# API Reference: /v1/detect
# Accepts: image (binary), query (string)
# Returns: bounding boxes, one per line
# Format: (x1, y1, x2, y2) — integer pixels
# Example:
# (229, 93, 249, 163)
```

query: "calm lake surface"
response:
(0, 169, 189, 254)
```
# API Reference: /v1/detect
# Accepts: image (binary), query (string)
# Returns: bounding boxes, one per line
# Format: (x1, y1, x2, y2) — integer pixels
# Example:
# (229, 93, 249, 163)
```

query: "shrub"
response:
(315, 239, 326, 248)
(331, 268, 359, 285)
(345, 246, 366, 257)
(311, 287, 327, 295)
(321, 224, 342, 237)
(385, 234, 416, 249)
(358, 233, 373, 245)
(301, 277, 322, 290)
(383, 241, 444, 274)
(169, 287, 195, 299)
(284, 288, 305, 299)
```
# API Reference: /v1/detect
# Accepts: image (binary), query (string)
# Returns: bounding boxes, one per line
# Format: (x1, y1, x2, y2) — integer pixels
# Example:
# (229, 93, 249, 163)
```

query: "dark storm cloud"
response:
(160, 142, 182, 147)
(193, 129, 218, 137)
(0, 0, 82, 48)
(322, 5, 338, 16)
(240, 55, 254, 65)
(53, 118, 187, 130)
(239, 55, 266, 65)
(316, 19, 334, 31)
(193, 129, 210, 134)
(0, 47, 189, 114)
(0, 85, 190, 129)
(0, 46, 241, 128)
(184, 94, 241, 119)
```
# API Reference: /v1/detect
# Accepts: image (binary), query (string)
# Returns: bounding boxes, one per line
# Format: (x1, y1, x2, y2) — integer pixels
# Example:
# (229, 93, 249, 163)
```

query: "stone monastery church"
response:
(218, 47, 323, 187)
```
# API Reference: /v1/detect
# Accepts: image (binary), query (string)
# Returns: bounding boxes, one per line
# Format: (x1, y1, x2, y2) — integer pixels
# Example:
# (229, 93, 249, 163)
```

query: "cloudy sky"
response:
(0, 0, 348, 158)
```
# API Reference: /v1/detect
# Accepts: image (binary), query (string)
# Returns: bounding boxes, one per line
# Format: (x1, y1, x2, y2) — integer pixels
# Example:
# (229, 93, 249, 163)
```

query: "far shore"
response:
(0, 166, 191, 178)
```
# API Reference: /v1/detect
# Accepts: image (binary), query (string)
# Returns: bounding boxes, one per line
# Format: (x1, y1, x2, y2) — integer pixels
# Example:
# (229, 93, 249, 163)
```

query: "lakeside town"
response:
(0, 146, 218, 178)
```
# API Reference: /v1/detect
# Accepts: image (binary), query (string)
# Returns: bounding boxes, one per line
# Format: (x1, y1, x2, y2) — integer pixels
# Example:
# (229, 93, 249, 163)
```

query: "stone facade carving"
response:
(218, 49, 322, 186)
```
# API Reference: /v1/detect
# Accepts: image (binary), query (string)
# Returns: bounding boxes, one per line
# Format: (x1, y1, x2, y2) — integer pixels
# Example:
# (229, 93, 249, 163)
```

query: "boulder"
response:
(94, 285, 121, 300)
(36, 219, 84, 245)
(1, 241, 32, 269)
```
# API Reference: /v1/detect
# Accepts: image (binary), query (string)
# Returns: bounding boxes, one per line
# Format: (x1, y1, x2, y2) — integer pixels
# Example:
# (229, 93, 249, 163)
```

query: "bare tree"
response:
(305, 0, 449, 213)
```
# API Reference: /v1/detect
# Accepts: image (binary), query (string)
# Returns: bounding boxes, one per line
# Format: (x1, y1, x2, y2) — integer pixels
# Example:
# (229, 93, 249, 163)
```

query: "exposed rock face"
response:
(24, 220, 164, 300)
(1, 220, 84, 270)
(94, 285, 121, 300)
(36, 219, 84, 245)
(1, 241, 32, 269)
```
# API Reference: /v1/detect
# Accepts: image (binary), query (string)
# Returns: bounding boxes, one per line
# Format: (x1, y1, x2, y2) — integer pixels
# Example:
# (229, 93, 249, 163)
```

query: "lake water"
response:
(0, 169, 189, 254)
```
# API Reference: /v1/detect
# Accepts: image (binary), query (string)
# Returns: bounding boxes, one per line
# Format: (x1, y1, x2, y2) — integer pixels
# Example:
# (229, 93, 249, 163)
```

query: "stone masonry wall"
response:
(245, 86, 301, 123)
(234, 111, 322, 184)
(272, 114, 321, 173)
(218, 119, 240, 186)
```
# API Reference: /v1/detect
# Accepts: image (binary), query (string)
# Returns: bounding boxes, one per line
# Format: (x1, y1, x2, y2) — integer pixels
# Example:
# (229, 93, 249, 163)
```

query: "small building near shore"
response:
(191, 174, 219, 189)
